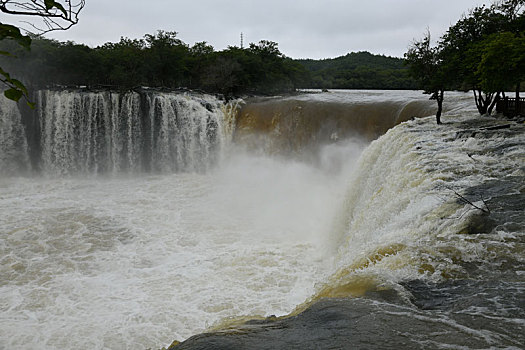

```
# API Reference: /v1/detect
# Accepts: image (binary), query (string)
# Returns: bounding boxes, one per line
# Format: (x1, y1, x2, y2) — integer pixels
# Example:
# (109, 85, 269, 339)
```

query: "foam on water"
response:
(316, 109, 524, 322)
(0, 137, 365, 349)
(1, 90, 523, 349)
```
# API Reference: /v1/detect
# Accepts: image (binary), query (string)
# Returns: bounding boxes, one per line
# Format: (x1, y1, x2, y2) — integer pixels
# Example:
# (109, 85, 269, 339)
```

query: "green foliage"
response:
(477, 31, 525, 92)
(0, 29, 417, 96)
(0, 34, 307, 96)
(296, 51, 417, 89)
(405, 32, 446, 95)
(439, 5, 507, 89)
(0, 23, 34, 106)
(404, 31, 446, 123)
(0, 0, 83, 105)
(0, 24, 32, 49)
(405, 0, 525, 116)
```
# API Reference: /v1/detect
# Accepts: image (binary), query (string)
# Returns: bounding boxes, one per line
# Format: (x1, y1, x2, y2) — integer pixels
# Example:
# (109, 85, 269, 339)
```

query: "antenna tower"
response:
(240, 32, 244, 49)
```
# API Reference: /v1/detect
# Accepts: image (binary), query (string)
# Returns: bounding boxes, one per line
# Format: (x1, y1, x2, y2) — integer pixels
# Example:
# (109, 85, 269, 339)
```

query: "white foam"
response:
(2, 90, 522, 349)
(0, 137, 365, 349)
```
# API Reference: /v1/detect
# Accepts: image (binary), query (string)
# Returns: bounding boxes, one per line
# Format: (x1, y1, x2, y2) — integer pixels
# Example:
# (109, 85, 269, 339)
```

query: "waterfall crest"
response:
(1, 89, 439, 175)
(233, 94, 436, 156)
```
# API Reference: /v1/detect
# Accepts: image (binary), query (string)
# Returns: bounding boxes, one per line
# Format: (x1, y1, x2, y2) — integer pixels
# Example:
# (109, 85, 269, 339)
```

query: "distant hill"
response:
(295, 51, 417, 90)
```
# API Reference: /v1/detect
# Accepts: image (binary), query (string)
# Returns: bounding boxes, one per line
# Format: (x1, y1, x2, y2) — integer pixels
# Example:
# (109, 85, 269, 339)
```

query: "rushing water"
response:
(0, 90, 523, 349)
(0, 97, 31, 175)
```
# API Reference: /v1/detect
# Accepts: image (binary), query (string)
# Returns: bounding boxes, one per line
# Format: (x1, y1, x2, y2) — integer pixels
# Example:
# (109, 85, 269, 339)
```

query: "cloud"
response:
(36, 0, 488, 59)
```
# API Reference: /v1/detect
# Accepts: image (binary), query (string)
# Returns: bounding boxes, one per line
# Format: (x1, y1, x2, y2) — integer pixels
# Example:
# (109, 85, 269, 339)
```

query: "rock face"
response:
(171, 297, 419, 350)
(171, 287, 524, 350)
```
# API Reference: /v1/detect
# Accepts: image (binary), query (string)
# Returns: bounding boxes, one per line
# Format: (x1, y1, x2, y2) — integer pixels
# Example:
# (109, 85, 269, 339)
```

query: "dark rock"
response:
(459, 212, 497, 234)
(170, 294, 524, 350)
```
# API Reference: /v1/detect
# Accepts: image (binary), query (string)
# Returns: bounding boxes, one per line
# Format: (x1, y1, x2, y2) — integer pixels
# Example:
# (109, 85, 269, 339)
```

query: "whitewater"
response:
(0, 90, 523, 349)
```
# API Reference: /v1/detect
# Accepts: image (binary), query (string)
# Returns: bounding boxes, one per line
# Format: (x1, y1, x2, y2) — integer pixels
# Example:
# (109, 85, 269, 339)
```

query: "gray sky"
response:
(6, 0, 490, 59)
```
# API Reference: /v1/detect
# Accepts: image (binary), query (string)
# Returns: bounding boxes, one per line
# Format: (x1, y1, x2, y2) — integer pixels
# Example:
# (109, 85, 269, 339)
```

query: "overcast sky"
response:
(5, 0, 490, 59)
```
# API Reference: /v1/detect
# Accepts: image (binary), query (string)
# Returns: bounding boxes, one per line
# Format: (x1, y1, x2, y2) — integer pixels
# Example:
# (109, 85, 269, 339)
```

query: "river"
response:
(1, 90, 523, 349)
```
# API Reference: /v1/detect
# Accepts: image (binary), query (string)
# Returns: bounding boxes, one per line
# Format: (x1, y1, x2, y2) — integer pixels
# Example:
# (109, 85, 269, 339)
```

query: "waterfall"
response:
(0, 95, 31, 175)
(147, 93, 224, 173)
(34, 90, 228, 175)
(1, 89, 440, 176)
(2, 90, 523, 349)
(314, 112, 525, 301)
(233, 93, 436, 157)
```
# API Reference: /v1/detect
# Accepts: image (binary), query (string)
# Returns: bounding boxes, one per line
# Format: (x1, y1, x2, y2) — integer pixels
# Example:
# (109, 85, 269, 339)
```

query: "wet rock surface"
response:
(171, 291, 524, 350)
(171, 297, 418, 350)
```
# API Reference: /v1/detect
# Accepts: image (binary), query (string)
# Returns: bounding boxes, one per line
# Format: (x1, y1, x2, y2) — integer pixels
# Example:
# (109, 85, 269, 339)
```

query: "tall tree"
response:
(439, 0, 524, 115)
(477, 31, 525, 102)
(439, 5, 506, 115)
(143, 30, 189, 87)
(405, 31, 446, 124)
(97, 37, 146, 87)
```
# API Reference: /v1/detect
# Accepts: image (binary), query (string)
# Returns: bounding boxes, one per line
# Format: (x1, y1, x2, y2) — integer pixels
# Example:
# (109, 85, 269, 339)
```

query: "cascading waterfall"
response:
(0, 95, 31, 175)
(147, 93, 223, 173)
(1, 90, 523, 350)
(36, 89, 228, 175)
(307, 113, 525, 347)
(173, 102, 524, 349)
(0, 89, 439, 175)
(233, 91, 437, 157)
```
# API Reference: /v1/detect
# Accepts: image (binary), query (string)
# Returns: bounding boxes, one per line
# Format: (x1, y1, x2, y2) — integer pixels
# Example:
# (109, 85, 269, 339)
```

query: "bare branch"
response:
(0, 0, 85, 34)
(479, 195, 491, 214)
(436, 185, 492, 220)
(451, 188, 490, 214)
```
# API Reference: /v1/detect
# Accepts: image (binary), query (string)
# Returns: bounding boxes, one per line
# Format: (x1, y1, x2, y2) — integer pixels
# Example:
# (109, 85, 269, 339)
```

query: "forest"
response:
(297, 52, 416, 90)
(0, 0, 522, 106)
(0, 30, 417, 98)
(404, 0, 525, 122)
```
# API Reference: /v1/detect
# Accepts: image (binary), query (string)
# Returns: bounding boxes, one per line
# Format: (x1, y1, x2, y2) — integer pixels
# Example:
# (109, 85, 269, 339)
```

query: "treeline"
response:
(297, 52, 417, 89)
(0, 31, 307, 96)
(0, 30, 418, 97)
(405, 0, 525, 123)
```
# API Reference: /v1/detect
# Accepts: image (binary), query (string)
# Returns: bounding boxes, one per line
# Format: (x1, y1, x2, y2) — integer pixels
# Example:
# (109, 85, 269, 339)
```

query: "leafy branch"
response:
(0, 0, 85, 34)
(0, 1, 84, 105)
(0, 22, 33, 106)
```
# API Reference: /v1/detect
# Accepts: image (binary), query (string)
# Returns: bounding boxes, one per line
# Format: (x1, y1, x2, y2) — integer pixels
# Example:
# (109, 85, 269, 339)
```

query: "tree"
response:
(97, 37, 146, 87)
(143, 30, 189, 87)
(202, 55, 244, 96)
(0, 29, 309, 96)
(295, 52, 416, 90)
(489, 0, 525, 103)
(477, 31, 525, 100)
(439, 5, 507, 115)
(496, 0, 525, 21)
(0, 0, 84, 104)
(405, 31, 446, 124)
(438, 0, 524, 115)
(0, 23, 31, 103)
(244, 40, 300, 94)
(187, 41, 214, 88)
